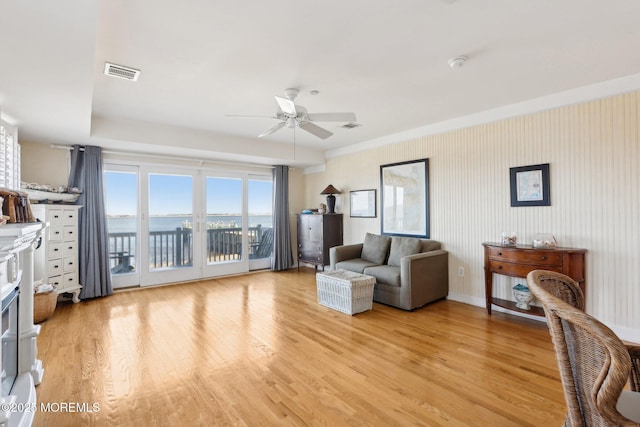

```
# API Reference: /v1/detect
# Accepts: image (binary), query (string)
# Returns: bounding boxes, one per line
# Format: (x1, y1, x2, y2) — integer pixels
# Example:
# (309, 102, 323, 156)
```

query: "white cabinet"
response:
(32, 204, 83, 303)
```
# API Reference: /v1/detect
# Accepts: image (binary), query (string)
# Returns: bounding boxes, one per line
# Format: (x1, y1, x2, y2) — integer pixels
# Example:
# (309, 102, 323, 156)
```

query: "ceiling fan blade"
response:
(225, 114, 277, 119)
(306, 112, 357, 122)
(298, 121, 333, 140)
(258, 121, 287, 138)
(275, 96, 297, 116)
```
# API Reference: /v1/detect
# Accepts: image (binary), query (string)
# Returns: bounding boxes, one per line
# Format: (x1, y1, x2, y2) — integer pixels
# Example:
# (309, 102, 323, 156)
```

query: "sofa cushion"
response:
(336, 259, 380, 274)
(361, 233, 391, 264)
(419, 239, 441, 252)
(387, 237, 423, 267)
(364, 265, 401, 287)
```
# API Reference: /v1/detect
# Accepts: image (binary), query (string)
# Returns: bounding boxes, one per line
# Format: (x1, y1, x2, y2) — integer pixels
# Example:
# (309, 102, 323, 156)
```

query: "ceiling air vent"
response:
(341, 122, 361, 129)
(104, 62, 140, 81)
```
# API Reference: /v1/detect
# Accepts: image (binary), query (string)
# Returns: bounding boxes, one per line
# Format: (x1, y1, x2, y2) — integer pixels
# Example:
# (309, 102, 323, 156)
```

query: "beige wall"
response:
(21, 141, 69, 186)
(304, 91, 640, 341)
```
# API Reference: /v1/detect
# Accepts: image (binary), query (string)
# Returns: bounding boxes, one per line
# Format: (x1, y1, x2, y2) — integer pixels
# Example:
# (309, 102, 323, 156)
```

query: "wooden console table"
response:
(483, 242, 587, 316)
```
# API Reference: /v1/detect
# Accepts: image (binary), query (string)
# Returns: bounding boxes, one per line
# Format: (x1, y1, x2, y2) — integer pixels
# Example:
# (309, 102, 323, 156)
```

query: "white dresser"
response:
(32, 204, 83, 303)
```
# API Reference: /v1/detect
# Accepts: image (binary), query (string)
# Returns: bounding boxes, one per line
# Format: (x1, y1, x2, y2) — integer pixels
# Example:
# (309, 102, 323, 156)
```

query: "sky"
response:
(104, 171, 272, 216)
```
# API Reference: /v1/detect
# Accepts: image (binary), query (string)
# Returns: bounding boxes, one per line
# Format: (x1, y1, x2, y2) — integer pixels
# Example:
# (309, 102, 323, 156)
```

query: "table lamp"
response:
(320, 184, 341, 214)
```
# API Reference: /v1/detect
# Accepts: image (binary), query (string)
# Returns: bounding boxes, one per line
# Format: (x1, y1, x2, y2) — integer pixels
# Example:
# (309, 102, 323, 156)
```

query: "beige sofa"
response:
(329, 233, 449, 310)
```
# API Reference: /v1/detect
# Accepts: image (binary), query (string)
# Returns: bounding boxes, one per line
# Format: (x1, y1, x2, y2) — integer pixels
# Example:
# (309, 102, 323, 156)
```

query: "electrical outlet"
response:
(458, 266, 464, 277)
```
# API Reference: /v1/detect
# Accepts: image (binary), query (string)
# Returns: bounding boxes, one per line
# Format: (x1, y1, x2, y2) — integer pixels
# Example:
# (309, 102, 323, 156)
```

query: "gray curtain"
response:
(68, 145, 113, 299)
(271, 165, 293, 271)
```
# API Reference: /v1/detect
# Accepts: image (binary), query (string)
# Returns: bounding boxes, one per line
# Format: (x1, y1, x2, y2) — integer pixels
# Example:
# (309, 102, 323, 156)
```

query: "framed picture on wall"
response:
(380, 158, 429, 238)
(510, 163, 550, 207)
(350, 189, 376, 218)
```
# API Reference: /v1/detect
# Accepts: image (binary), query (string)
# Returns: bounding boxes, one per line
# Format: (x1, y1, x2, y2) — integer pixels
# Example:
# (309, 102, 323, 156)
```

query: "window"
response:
(0, 121, 20, 190)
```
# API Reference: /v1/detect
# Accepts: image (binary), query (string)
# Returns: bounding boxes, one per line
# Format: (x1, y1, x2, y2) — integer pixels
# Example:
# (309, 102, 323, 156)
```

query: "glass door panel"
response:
(203, 176, 246, 276)
(104, 167, 139, 289)
(148, 173, 194, 271)
(248, 178, 273, 270)
(205, 176, 243, 263)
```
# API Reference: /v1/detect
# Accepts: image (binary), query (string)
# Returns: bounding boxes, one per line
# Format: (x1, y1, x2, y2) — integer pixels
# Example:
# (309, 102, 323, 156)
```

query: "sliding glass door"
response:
(105, 164, 272, 287)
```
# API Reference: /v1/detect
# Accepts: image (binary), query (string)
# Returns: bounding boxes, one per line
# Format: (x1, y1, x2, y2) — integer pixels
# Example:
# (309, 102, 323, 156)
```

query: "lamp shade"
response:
(320, 184, 341, 195)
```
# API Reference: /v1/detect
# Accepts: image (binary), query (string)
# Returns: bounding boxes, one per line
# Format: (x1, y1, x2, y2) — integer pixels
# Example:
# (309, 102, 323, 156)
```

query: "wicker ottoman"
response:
(316, 269, 376, 315)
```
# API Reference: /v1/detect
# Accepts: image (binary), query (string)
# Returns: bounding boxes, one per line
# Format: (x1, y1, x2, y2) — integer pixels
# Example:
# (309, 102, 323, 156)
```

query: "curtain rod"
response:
(49, 144, 277, 170)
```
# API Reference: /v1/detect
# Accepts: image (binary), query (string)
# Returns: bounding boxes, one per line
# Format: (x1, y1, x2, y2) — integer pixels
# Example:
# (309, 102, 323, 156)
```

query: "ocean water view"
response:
(107, 215, 273, 233)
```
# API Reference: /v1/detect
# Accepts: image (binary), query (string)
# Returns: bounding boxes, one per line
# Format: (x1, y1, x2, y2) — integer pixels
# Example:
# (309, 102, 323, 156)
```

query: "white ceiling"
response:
(2, 0, 640, 168)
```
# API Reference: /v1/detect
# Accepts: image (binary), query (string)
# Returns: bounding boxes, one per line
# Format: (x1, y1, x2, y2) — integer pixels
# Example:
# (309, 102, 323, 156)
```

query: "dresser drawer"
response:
(48, 242, 63, 258)
(48, 275, 63, 290)
(49, 226, 64, 241)
(298, 241, 322, 252)
(62, 241, 77, 256)
(63, 256, 77, 273)
(63, 226, 77, 241)
(47, 209, 64, 226)
(63, 209, 78, 225)
(487, 260, 563, 278)
(47, 259, 63, 276)
(61, 272, 78, 290)
(487, 246, 562, 266)
(299, 250, 322, 262)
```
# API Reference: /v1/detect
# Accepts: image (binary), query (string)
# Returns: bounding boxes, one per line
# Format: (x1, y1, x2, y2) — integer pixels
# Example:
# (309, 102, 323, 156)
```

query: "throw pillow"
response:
(387, 237, 423, 267)
(361, 233, 391, 264)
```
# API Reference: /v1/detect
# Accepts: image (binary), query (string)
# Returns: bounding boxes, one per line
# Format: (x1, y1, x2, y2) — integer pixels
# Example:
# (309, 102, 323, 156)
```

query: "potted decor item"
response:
(532, 233, 557, 248)
(501, 232, 517, 246)
(512, 283, 533, 310)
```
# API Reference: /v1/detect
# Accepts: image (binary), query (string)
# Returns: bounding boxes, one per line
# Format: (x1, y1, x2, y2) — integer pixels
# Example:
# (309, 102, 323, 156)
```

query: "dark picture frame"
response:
(510, 163, 550, 207)
(380, 158, 429, 238)
(350, 189, 377, 218)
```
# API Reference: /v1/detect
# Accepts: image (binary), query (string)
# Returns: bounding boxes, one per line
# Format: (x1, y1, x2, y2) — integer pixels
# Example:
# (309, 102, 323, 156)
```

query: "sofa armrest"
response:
(330, 243, 363, 270)
(399, 249, 449, 309)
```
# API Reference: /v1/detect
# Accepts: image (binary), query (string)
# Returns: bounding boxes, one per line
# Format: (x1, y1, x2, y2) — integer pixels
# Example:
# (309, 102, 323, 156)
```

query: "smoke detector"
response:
(448, 56, 468, 69)
(104, 62, 140, 81)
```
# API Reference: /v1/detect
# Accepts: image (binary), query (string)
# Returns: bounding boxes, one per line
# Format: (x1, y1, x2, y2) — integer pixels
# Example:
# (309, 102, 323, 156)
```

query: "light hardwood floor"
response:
(33, 268, 565, 426)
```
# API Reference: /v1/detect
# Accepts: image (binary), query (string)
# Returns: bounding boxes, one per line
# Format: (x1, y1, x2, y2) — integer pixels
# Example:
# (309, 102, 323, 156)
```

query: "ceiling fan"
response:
(228, 88, 357, 140)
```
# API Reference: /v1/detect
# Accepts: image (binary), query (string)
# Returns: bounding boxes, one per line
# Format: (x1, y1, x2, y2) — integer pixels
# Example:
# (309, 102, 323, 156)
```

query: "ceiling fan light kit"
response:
(233, 88, 357, 140)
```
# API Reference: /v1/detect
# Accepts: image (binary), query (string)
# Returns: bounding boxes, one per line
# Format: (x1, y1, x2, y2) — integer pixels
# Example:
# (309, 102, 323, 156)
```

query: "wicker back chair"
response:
(528, 270, 640, 393)
(527, 270, 584, 310)
(527, 272, 640, 426)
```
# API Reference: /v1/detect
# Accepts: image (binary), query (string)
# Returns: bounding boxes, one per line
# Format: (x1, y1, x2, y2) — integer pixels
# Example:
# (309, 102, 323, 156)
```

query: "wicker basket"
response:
(34, 290, 58, 324)
(316, 270, 375, 315)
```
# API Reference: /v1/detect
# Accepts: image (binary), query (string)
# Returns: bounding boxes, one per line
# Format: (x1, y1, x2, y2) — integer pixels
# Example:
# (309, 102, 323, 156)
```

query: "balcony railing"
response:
(109, 225, 272, 273)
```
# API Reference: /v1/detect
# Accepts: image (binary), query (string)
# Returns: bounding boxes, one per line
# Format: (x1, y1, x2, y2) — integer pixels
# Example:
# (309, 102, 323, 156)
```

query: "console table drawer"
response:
(487, 260, 562, 278)
(488, 247, 562, 266)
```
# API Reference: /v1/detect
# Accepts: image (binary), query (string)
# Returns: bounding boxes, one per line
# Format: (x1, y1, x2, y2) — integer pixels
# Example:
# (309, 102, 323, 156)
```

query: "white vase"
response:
(513, 284, 533, 310)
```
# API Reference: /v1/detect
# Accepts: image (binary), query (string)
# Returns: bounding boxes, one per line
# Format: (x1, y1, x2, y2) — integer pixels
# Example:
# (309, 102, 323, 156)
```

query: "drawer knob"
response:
(497, 265, 502, 269)
(541, 256, 547, 260)
(498, 252, 502, 256)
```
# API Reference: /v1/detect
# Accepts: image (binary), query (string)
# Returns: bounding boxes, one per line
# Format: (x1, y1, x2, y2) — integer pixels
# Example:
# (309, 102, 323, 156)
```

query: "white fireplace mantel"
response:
(0, 223, 45, 427)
